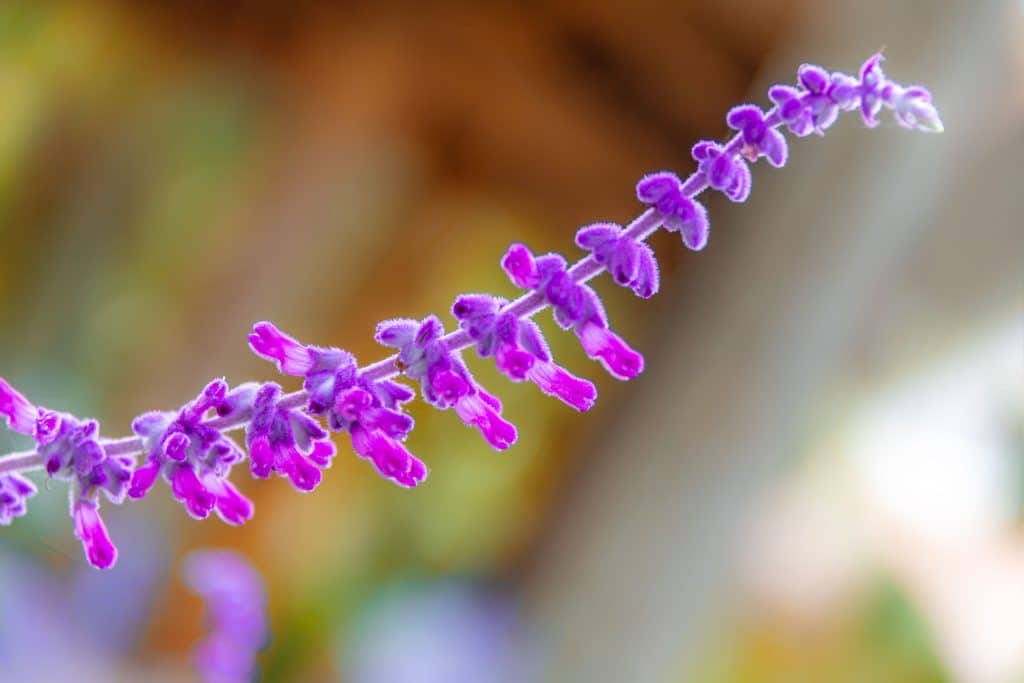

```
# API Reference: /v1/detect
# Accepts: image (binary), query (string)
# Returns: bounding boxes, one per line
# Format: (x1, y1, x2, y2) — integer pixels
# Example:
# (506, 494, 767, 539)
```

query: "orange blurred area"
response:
(0, 1, 1021, 681)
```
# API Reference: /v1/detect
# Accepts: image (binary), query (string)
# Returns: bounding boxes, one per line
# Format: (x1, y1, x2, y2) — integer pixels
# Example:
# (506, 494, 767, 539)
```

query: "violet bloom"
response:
(219, 382, 332, 493)
(129, 380, 253, 525)
(692, 140, 751, 203)
(184, 549, 269, 683)
(249, 322, 427, 486)
(1, 377, 127, 569)
(727, 104, 788, 167)
(574, 223, 660, 297)
(770, 54, 942, 135)
(502, 245, 643, 381)
(451, 295, 597, 412)
(0, 473, 36, 525)
(635, 172, 709, 251)
(376, 316, 518, 450)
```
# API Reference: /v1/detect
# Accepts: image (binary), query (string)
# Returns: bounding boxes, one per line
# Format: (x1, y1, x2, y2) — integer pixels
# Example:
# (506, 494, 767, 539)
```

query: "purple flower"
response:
(376, 316, 518, 450)
(249, 322, 428, 486)
(452, 295, 597, 412)
(1, 377, 130, 569)
(233, 382, 331, 493)
(769, 63, 840, 137)
(184, 549, 268, 683)
(726, 104, 788, 167)
(247, 322, 316, 376)
(769, 54, 942, 136)
(575, 223, 660, 296)
(501, 245, 644, 380)
(0, 378, 38, 436)
(692, 141, 751, 203)
(635, 172, 709, 251)
(0, 473, 36, 525)
(130, 379, 253, 525)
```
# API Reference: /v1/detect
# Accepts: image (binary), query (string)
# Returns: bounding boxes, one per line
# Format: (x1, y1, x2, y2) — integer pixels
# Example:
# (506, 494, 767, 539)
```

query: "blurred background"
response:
(0, 0, 1021, 681)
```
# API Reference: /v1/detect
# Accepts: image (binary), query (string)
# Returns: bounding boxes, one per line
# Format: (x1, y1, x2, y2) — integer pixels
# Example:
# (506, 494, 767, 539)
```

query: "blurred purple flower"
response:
(184, 549, 269, 683)
(343, 582, 532, 683)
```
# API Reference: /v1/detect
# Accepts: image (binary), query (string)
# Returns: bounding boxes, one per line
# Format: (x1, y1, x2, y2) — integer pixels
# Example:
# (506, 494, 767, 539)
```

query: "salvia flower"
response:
(692, 140, 752, 203)
(0, 53, 941, 570)
(635, 172, 710, 250)
(574, 223, 660, 297)
(376, 316, 518, 450)
(130, 379, 253, 525)
(451, 295, 597, 412)
(726, 104, 788, 167)
(1, 377, 129, 568)
(220, 382, 331, 493)
(0, 473, 36, 525)
(249, 322, 427, 486)
(184, 549, 269, 683)
(501, 245, 644, 381)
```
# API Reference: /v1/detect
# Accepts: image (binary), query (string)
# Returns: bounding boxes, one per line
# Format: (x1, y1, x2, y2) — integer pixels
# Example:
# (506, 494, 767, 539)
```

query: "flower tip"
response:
(0, 377, 38, 436)
(248, 322, 314, 376)
(73, 501, 118, 570)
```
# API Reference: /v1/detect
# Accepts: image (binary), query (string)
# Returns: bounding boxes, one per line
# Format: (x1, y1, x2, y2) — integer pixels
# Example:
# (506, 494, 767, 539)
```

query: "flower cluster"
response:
(376, 316, 518, 450)
(1, 379, 129, 568)
(0, 53, 942, 570)
(130, 380, 253, 524)
(502, 244, 644, 381)
(451, 295, 597, 411)
(184, 549, 269, 683)
(249, 322, 426, 486)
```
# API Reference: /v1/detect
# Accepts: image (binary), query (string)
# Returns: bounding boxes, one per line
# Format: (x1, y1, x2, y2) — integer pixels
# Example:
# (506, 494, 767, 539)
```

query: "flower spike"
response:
(0, 53, 941, 569)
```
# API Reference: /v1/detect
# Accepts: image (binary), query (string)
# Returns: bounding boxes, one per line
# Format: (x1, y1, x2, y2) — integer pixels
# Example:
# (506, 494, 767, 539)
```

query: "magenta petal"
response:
(279, 448, 322, 492)
(307, 440, 336, 467)
(350, 427, 427, 488)
(455, 394, 517, 450)
(248, 322, 315, 376)
(0, 377, 38, 436)
(128, 458, 161, 499)
(72, 500, 118, 570)
(170, 465, 216, 519)
(428, 369, 470, 407)
(501, 244, 540, 290)
(248, 437, 274, 479)
(495, 344, 535, 382)
(579, 322, 645, 380)
(204, 475, 255, 526)
(528, 362, 597, 412)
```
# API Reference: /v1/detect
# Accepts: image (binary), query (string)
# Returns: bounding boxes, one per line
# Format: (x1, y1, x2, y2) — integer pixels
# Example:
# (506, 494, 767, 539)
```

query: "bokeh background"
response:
(1, 1, 1021, 681)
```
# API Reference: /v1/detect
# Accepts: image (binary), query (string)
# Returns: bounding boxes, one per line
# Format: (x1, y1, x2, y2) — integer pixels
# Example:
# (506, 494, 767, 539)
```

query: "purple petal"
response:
(374, 319, 419, 348)
(762, 129, 788, 168)
(574, 222, 621, 251)
(248, 322, 314, 376)
(0, 377, 37, 436)
(72, 500, 118, 570)
(502, 244, 540, 290)
(578, 322, 644, 380)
